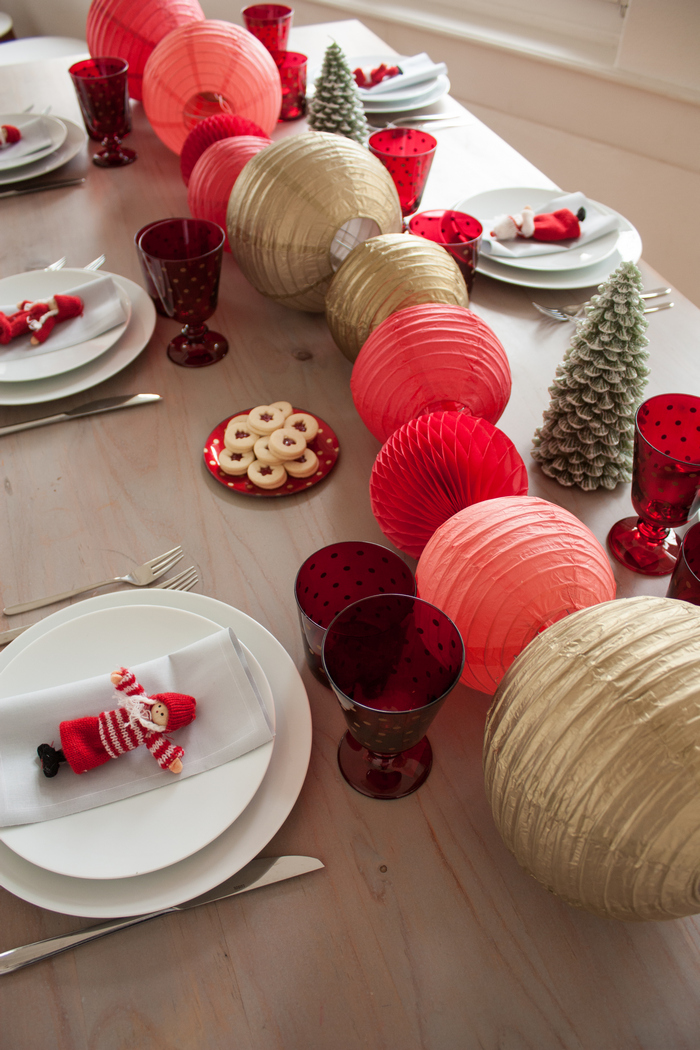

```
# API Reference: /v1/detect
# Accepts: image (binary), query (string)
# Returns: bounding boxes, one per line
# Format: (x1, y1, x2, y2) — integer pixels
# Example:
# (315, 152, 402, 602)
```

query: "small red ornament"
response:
(180, 112, 270, 186)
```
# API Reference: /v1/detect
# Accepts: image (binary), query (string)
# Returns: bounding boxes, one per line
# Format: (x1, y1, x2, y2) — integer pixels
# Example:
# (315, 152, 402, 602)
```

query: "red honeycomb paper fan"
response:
(180, 112, 270, 184)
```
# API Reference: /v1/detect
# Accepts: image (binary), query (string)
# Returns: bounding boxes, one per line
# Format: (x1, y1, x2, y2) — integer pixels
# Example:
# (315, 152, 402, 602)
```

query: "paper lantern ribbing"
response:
(86, 0, 204, 102)
(416, 496, 616, 695)
(227, 133, 402, 313)
(180, 113, 269, 185)
(188, 137, 271, 250)
(142, 21, 281, 155)
(484, 596, 700, 921)
(326, 234, 469, 362)
(351, 304, 512, 443)
(370, 412, 528, 559)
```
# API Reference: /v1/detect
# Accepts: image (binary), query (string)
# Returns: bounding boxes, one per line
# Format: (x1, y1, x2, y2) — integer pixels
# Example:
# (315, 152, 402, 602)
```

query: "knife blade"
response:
(0, 855, 324, 974)
(0, 177, 86, 199)
(0, 393, 162, 437)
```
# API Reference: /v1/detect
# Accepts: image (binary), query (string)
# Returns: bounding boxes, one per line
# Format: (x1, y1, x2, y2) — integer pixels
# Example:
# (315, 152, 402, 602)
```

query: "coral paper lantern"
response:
(484, 596, 700, 921)
(352, 303, 512, 443)
(180, 113, 269, 186)
(142, 20, 281, 155)
(326, 234, 469, 362)
(416, 495, 615, 695)
(227, 133, 402, 313)
(86, 0, 204, 102)
(188, 136, 271, 250)
(370, 412, 528, 559)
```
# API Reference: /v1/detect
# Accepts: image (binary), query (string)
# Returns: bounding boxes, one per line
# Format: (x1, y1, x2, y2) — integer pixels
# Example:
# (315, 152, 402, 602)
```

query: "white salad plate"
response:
(0, 113, 68, 171)
(0, 590, 312, 917)
(0, 118, 86, 186)
(0, 268, 131, 382)
(0, 271, 155, 406)
(363, 76, 450, 113)
(0, 605, 275, 880)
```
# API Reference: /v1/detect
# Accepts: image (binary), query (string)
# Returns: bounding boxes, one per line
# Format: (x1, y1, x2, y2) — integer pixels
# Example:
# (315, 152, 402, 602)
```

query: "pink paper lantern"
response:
(370, 412, 528, 559)
(351, 303, 512, 444)
(86, 0, 205, 102)
(416, 496, 616, 695)
(187, 136, 271, 250)
(180, 112, 270, 186)
(142, 20, 281, 154)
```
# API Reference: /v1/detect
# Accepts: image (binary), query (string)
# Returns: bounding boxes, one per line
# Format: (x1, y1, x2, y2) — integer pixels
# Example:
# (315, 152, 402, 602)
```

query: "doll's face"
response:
(150, 702, 169, 727)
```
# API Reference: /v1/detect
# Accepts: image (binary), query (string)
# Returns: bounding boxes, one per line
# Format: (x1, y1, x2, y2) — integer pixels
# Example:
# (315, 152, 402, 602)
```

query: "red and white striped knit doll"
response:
(37, 668, 197, 778)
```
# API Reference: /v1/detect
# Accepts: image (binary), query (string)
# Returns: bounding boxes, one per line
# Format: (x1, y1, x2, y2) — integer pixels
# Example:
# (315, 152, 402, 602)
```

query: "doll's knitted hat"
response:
(152, 692, 197, 733)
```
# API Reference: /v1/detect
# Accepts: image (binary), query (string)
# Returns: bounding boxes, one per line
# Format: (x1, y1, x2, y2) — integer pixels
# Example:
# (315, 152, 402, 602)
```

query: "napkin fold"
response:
(0, 116, 54, 168)
(356, 53, 446, 97)
(0, 627, 274, 827)
(0, 275, 128, 362)
(481, 192, 620, 258)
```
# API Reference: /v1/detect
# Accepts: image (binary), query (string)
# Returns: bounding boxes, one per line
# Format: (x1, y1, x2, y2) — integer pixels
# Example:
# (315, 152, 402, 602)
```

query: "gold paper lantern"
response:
(325, 233, 469, 362)
(226, 132, 403, 313)
(484, 596, 700, 922)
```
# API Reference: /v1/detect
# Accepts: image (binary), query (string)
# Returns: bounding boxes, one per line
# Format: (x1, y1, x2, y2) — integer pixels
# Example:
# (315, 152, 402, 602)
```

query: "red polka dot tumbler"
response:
(368, 128, 437, 219)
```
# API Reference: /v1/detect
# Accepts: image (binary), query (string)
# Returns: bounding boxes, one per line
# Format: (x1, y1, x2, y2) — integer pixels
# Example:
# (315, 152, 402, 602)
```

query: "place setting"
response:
(0, 111, 87, 192)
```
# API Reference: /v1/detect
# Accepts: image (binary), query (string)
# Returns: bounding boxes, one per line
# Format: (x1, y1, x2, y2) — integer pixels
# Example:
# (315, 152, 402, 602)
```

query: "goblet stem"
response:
(338, 731, 433, 800)
(95, 136, 136, 168)
(167, 322, 228, 368)
(607, 515, 680, 576)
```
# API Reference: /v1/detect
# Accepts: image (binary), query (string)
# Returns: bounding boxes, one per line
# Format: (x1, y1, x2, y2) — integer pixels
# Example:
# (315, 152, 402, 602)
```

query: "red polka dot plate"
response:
(204, 408, 340, 497)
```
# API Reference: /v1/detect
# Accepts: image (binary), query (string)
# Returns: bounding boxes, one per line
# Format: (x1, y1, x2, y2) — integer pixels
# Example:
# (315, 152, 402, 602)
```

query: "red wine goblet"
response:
(608, 394, 700, 575)
(666, 521, 700, 604)
(69, 57, 136, 168)
(322, 593, 464, 799)
(368, 128, 437, 219)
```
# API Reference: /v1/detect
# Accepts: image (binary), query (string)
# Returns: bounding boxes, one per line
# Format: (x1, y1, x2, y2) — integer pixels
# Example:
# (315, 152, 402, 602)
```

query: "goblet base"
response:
(167, 330, 229, 368)
(93, 147, 137, 168)
(608, 515, 680, 576)
(337, 731, 433, 799)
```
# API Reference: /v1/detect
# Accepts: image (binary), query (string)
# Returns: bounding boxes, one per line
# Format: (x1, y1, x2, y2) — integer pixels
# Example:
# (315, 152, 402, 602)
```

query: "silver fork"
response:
(533, 287, 673, 322)
(0, 566, 199, 647)
(3, 546, 184, 616)
(84, 254, 106, 271)
(44, 257, 66, 271)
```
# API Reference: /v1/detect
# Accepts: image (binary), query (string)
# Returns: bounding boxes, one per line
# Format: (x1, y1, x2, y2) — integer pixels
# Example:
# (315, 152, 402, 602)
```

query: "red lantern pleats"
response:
(142, 20, 282, 154)
(416, 495, 616, 695)
(351, 303, 512, 444)
(370, 412, 528, 559)
(180, 112, 270, 186)
(86, 0, 205, 102)
(187, 136, 271, 250)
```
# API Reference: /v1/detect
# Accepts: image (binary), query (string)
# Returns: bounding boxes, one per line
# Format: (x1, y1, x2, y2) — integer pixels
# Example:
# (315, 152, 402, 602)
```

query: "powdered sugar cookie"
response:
(285, 412, 319, 442)
(224, 418, 257, 452)
(268, 427, 307, 461)
(285, 448, 319, 478)
(247, 460, 287, 489)
(219, 448, 255, 476)
(247, 405, 286, 435)
(254, 435, 284, 465)
(269, 400, 293, 420)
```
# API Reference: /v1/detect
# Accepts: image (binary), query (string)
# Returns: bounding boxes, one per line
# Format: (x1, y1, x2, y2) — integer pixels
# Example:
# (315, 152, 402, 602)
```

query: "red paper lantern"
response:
(351, 303, 512, 443)
(86, 0, 205, 102)
(187, 136, 271, 250)
(370, 412, 528, 559)
(142, 20, 281, 154)
(416, 495, 616, 695)
(180, 113, 270, 186)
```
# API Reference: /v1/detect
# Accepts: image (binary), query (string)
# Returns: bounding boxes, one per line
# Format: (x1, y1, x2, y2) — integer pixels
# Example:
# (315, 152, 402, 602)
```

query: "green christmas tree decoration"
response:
(307, 41, 368, 144)
(532, 260, 650, 491)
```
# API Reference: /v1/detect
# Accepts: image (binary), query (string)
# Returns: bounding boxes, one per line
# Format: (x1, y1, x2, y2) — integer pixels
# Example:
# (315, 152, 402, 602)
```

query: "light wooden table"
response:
(0, 20, 699, 1050)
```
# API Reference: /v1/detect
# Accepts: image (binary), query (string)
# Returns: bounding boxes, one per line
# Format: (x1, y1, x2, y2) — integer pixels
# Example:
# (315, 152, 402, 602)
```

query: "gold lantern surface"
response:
(484, 596, 700, 922)
(325, 233, 469, 362)
(226, 132, 402, 313)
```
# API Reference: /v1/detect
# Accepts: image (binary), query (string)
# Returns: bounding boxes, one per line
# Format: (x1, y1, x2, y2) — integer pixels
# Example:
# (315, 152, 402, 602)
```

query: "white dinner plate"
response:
(363, 76, 450, 113)
(348, 54, 441, 107)
(0, 590, 312, 917)
(0, 605, 275, 880)
(0, 118, 86, 186)
(0, 114, 68, 172)
(309, 53, 450, 114)
(0, 268, 131, 382)
(455, 187, 623, 273)
(0, 272, 155, 405)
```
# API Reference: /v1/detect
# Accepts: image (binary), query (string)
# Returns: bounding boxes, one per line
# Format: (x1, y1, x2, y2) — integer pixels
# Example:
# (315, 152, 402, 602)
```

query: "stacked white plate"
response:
(309, 54, 450, 114)
(0, 590, 312, 916)
(0, 267, 156, 405)
(455, 186, 643, 291)
(0, 112, 87, 187)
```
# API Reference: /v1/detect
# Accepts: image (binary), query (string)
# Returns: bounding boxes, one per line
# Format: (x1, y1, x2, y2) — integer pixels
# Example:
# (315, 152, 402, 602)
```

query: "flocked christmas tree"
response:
(307, 41, 368, 144)
(532, 260, 650, 490)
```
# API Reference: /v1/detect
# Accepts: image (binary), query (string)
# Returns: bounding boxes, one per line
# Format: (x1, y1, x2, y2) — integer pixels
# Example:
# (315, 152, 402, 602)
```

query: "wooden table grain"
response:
(0, 20, 699, 1050)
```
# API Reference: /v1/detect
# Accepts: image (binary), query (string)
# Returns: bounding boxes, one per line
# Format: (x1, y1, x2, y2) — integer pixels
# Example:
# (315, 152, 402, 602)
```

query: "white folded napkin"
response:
(0, 275, 129, 362)
(481, 192, 620, 258)
(0, 627, 274, 826)
(356, 53, 447, 96)
(0, 116, 54, 168)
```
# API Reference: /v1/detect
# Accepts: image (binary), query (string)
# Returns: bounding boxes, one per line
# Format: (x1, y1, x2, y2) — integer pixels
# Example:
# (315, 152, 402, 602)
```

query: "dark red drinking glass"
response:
(137, 218, 228, 367)
(408, 209, 483, 294)
(134, 222, 168, 316)
(271, 51, 307, 120)
(666, 522, 700, 603)
(368, 128, 437, 218)
(294, 541, 415, 685)
(608, 394, 700, 575)
(322, 594, 464, 799)
(69, 57, 136, 168)
(242, 4, 292, 52)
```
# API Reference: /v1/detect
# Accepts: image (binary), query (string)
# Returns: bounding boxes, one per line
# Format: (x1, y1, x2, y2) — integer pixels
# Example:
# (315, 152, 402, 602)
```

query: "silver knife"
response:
(0, 624, 29, 646)
(0, 177, 86, 199)
(0, 855, 324, 974)
(0, 394, 162, 437)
